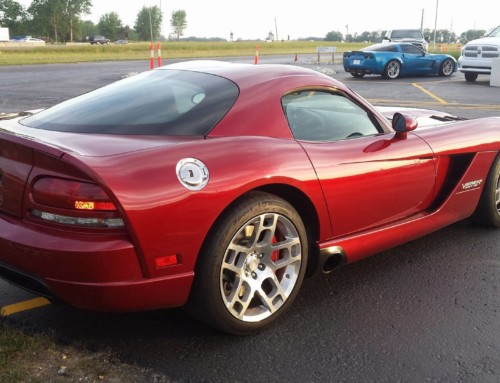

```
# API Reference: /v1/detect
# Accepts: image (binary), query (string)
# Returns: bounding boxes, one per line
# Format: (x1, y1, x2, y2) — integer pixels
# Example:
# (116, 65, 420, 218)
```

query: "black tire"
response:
(465, 72, 478, 82)
(439, 58, 454, 77)
(188, 191, 308, 335)
(350, 70, 365, 78)
(382, 60, 401, 79)
(470, 154, 500, 227)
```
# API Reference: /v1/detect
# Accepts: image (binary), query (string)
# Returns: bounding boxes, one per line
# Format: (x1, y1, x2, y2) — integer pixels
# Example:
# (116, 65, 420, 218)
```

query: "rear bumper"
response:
(0, 214, 193, 312)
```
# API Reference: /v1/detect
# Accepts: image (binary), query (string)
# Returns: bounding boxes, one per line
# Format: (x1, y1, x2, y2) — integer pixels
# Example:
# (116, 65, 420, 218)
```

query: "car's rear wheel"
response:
(439, 58, 454, 76)
(383, 60, 401, 79)
(465, 72, 478, 82)
(470, 154, 500, 227)
(188, 191, 308, 335)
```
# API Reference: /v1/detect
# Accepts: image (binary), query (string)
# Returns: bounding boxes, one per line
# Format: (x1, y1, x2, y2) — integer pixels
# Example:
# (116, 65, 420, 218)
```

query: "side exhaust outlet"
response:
(318, 246, 346, 274)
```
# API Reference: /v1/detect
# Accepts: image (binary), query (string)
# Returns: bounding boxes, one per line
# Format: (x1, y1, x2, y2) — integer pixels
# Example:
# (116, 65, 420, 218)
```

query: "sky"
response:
(17, 0, 499, 40)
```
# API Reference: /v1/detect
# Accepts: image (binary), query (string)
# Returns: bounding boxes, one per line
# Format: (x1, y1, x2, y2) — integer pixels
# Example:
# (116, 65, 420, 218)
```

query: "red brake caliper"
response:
(271, 235, 280, 262)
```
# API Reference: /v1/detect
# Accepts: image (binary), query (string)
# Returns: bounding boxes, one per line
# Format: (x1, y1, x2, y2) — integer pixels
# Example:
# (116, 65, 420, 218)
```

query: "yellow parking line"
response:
(412, 83, 448, 104)
(0, 297, 51, 317)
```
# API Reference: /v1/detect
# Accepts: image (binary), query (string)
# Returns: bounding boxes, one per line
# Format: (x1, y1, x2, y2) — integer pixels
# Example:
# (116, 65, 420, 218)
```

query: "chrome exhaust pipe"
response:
(318, 246, 346, 274)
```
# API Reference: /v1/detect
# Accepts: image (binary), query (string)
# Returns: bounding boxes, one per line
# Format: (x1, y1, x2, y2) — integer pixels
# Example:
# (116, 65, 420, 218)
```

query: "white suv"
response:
(383, 29, 428, 51)
(458, 25, 500, 81)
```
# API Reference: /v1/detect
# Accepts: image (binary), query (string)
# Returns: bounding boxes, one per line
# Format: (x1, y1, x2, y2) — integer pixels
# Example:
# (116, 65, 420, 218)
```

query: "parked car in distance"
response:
(343, 42, 456, 79)
(10, 37, 45, 44)
(114, 40, 128, 44)
(383, 29, 428, 51)
(458, 25, 500, 82)
(89, 35, 110, 44)
(0, 61, 498, 335)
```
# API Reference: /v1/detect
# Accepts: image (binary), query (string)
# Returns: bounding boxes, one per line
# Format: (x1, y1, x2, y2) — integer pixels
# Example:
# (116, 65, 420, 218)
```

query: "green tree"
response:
(29, 0, 64, 41)
(28, 0, 91, 42)
(459, 29, 487, 44)
(0, 0, 28, 36)
(97, 11, 122, 41)
(79, 19, 97, 39)
(170, 9, 186, 40)
(134, 5, 162, 41)
(324, 31, 343, 42)
(65, 0, 92, 42)
(120, 24, 136, 41)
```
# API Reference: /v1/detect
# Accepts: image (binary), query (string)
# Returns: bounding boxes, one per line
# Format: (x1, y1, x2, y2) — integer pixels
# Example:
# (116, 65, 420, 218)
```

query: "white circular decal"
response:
(176, 158, 210, 190)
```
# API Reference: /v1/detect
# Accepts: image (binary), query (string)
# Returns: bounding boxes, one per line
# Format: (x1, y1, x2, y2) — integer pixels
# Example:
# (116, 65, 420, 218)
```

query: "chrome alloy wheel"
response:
(220, 212, 302, 322)
(386, 61, 400, 79)
(442, 59, 454, 76)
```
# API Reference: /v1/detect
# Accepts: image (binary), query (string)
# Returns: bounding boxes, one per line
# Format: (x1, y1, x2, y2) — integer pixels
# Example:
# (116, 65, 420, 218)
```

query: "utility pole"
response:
(433, 0, 439, 50)
(421, 9, 424, 32)
(159, 0, 163, 37)
(274, 17, 278, 41)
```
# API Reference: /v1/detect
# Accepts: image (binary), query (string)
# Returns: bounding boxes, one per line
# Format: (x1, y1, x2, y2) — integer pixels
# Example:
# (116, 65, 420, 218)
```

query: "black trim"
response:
(0, 262, 57, 301)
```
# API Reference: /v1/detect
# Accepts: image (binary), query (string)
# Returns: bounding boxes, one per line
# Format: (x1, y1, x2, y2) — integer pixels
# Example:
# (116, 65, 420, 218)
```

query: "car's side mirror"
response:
(392, 112, 418, 139)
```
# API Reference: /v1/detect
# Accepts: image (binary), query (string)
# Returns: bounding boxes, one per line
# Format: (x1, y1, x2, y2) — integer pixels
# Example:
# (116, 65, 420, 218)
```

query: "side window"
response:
(401, 45, 424, 55)
(282, 91, 382, 141)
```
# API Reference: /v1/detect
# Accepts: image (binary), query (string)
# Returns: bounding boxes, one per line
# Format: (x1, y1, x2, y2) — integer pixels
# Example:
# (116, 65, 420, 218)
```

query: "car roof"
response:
(160, 60, 347, 93)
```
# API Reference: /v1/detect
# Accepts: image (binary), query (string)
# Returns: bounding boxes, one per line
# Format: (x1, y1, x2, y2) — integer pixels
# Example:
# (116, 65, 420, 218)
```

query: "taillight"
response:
(30, 177, 124, 229)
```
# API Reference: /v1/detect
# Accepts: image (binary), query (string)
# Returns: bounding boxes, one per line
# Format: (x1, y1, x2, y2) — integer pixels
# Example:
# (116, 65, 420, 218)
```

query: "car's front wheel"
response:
(465, 72, 478, 82)
(439, 58, 455, 76)
(188, 191, 308, 335)
(383, 60, 401, 79)
(471, 154, 500, 227)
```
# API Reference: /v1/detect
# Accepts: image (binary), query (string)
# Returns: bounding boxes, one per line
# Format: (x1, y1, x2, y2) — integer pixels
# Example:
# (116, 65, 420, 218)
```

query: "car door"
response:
(400, 44, 435, 75)
(283, 90, 436, 237)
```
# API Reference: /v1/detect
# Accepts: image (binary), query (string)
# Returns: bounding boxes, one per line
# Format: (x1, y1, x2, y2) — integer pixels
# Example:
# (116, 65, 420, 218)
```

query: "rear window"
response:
(363, 43, 399, 52)
(21, 69, 239, 136)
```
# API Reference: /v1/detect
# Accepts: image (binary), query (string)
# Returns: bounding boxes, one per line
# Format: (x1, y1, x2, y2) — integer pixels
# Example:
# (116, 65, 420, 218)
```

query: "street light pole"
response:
(433, 0, 439, 50)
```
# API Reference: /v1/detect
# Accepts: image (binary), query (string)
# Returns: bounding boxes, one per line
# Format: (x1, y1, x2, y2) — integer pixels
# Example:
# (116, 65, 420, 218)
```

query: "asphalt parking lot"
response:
(1, 57, 500, 382)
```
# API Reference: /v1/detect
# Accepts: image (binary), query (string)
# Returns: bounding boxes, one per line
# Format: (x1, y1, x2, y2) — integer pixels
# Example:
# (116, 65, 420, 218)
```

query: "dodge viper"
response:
(343, 42, 457, 79)
(0, 61, 498, 334)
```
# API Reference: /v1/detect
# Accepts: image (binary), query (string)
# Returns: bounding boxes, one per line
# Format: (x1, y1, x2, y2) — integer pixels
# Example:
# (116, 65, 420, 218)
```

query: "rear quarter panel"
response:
(68, 136, 330, 280)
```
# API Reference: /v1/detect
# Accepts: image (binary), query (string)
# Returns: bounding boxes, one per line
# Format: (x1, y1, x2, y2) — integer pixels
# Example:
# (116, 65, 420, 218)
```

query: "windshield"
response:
(21, 69, 239, 136)
(390, 30, 423, 39)
(488, 25, 500, 37)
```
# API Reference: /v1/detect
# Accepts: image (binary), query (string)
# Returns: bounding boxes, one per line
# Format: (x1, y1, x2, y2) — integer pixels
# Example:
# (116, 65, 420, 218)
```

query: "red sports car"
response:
(0, 61, 499, 334)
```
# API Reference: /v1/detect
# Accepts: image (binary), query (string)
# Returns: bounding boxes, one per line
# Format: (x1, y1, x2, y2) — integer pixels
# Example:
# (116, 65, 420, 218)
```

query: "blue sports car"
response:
(343, 42, 457, 79)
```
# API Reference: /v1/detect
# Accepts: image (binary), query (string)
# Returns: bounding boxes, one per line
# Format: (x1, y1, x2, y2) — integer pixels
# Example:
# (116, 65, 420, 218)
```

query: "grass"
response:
(0, 41, 461, 66)
(0, 324, 46, 383)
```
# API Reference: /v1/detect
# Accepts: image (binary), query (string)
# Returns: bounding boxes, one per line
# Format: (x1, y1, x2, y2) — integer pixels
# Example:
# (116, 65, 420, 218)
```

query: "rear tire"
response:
(382, 60, 401, 79)
(188, 191, 308, 335)
(470, 154, 500, 227)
